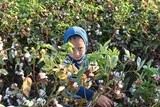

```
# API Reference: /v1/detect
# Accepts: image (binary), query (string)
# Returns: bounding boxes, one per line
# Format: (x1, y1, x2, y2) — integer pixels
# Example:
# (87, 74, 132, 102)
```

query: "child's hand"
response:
(95, 95, 113, 107)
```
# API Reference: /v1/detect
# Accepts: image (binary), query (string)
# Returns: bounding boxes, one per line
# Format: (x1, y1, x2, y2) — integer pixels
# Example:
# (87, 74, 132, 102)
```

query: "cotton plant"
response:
(2, 83, 33, 106)
(0, 37, 159, 106)
(86, 40, 127, 104)
(128, 63, 160, 106)
(2, 69, 49, 107)
(87, 42, 160, 106)
(113, 52, 160, 106)
(0, 41, 55, 106)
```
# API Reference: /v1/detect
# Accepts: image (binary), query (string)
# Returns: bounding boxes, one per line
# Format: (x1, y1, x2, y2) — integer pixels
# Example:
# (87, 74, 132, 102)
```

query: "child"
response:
(63, 26, 113, 107)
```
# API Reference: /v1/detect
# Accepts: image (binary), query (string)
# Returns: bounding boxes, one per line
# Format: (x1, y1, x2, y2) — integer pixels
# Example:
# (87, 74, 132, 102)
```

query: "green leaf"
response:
(0, 55, 5, 65)
(0, 69, 8, 75)
(0, 104, 5, 107)
(36, 44, 41, 51)
(104, 39, 111, 48)
(61, 42, 74, 54)
(106, 55, 111, 68)
(137, 57, 145, 70)
(110, 56, 119, 69)
(75, 65, 85, 86)
(137, 57, 141, 70)
(124, 48, 130, 58)
(146, 59, 153, 68)
(41, 55, 55, 72)
(130, 53, 135, 61)
(41, 44, 56, 51)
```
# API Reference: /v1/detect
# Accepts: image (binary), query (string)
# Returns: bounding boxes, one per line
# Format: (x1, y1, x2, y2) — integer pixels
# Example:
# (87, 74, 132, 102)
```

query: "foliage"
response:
(0, 0, 159, 106)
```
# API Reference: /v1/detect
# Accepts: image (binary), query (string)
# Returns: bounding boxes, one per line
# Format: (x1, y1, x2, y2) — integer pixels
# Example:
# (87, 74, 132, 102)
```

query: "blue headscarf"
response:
(64, 26, 88, 51)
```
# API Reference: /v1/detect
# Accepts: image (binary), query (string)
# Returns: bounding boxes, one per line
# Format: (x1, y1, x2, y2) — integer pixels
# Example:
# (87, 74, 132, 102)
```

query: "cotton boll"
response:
(23, 100, 34, 107)
(54, 99, 63, 107)
(16, 99, 23, 105)
(56, 103, 63, 107)
(24, 52, 31, 58)
(72, 82, 78, 88)
(89, 73, 94, 77)
(19, 63, 24, 70)
(114, 71, 125, 78)
(129, 87, 136, 95)
(39, 72, 48, 80)
(98, 80, 104, 84)
(117, 81, 124, 89)
(67, 72, 72, 78)
(38, 89, 46, 97)
(0, 95, 2, 102)
(0, 41, 3, 51)
(36, 98, 46, 106)
(116, 29, 119, 35)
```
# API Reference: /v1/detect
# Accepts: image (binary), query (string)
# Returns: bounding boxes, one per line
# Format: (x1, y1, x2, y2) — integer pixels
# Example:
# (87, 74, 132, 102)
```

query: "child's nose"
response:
(74, 50, 80, 56)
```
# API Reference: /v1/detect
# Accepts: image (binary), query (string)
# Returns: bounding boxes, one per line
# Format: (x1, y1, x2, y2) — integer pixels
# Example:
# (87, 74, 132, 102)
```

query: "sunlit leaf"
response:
(104, 39, 111, 48)
(61, 42, 74, 54)
(137, 57, 145, 70)
(137, 57, 141, 70)
(68, 64, 79, 74)
(0, 69, 8, 75)
(106, 55, 111, 68)
(0, 104, 5, 107)
(41, 43, 56, 51)
(76, 65, 85, 86)
(41, 54, 55, 72)
(0, 55, 5, 65)
(130, 53, 135, 61)
(111, 56, 119, 69)
(124, 48, 130, 58)
(57, 86, 65, 92)
(55, 70, 68, 80)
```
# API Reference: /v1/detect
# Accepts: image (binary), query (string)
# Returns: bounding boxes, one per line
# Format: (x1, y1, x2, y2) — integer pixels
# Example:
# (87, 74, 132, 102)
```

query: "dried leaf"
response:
(88, 65, 99, 72)
(57, 86, 65, 92)
(56, 72, 68, 80)
(68, 64, 78, 74)
(82, 74, 87, 84)
(76, 99, 88, 107)
(22, 77, 32, 97)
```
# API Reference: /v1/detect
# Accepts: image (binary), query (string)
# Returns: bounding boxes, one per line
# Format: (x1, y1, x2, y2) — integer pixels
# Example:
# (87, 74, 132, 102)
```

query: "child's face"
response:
(69, 36, 86, 60)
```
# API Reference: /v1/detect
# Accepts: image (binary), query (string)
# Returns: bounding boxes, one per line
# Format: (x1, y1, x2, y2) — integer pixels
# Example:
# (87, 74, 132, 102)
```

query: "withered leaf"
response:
(68, 64, 78, 74)
(22, 77, 32, 97)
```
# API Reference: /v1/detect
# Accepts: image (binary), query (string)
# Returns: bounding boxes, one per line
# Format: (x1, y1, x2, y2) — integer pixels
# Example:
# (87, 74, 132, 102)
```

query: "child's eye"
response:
(78, 47, 83, 51)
